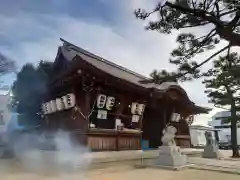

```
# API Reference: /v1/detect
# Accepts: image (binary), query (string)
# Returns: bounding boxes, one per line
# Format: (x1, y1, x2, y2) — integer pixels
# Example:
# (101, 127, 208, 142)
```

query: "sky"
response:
(0, 0, 226, 125)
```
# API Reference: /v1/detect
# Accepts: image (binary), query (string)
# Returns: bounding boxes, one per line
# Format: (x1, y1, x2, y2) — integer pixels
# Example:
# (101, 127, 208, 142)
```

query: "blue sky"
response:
(0, 0, 125, 85)
(0, 0, 224, 124)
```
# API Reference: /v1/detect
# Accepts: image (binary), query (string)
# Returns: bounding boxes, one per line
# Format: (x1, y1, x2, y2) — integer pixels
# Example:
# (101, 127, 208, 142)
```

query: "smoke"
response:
(1, 129, 92, 176)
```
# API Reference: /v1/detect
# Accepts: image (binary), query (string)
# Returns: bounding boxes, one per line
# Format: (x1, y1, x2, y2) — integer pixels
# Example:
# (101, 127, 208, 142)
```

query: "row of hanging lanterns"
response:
(97, 94, 115, 110)
(96, 94, 115, 120)
(96, 94, 146, 123)
(42, 93, 76, 115)
(171, 112, 194, 126)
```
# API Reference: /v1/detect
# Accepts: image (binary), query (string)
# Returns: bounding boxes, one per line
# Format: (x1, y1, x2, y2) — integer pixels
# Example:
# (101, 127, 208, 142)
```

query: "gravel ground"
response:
(89, 169, 240, 180)
(85, 163, 240, 180)
(1, 161, 240, 180)
(0, 149, 239, 180)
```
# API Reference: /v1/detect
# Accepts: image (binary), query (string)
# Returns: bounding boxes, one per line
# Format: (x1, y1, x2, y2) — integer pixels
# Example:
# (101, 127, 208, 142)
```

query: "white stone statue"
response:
(202, 130, 223, 159)
(155, 125, 187, 168)
(205, 131, 214, 145)
(161, 125, 177, 146)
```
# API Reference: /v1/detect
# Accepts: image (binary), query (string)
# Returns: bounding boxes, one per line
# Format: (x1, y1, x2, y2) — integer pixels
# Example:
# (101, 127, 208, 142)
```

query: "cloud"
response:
(0, 0, 227, 124)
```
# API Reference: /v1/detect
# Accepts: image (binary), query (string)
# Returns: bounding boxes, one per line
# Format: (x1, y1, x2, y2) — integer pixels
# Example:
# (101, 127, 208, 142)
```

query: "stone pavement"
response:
(189, 157, 240, 168)
(89, 148, 240, 175)
(0, 148, 203, 175)
(89, 148, 236, 165)
(89, 148, 203, 164)
(187, 155, 240, 174)
(1, 148, 240, 179)
(2, 162, 240, 180)
(86, 165, 240, 180)
(1, 148, 239, 173)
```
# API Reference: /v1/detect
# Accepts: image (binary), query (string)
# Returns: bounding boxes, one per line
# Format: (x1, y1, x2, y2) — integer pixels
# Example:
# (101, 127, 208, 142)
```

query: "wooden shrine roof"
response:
(59, 38, 151, 88)
(58, 39, 188, 91)
(51, 38, 211, 114)
(187, 104, 212, 114)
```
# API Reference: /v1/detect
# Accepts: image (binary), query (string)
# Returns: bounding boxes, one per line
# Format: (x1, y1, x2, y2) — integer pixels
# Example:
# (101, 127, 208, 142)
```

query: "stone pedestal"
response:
(202, 131, 223, 159)
(135, 125, 189, 170)
(202, 144, 223, 159)
(155, 145, 187, 168)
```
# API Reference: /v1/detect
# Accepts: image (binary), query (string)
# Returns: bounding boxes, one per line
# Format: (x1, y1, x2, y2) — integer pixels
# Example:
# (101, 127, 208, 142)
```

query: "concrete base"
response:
(153, 146, 188, 169)
(202, 145, 223, 159)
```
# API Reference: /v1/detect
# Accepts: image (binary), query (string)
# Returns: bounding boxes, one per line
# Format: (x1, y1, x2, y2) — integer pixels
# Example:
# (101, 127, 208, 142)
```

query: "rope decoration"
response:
(72, 100, 96, 121)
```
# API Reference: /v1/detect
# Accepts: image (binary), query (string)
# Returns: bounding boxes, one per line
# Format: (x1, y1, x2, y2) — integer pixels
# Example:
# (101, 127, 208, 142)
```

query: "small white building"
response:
(209, 111, 240, 145)
(189, 125, 217, 147)
(0, 91, 11, 134)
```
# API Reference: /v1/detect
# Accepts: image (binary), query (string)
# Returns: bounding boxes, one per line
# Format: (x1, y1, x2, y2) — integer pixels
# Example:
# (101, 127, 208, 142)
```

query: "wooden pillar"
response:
(115, 95, 128, 151)
(180, 111, 191, 135)
(163, 105, 167, 127)
(178, 111, 192, 147)
(85, 91, 91, 127)
(73, 84, 89, 146)
(115, 94, 130, 118)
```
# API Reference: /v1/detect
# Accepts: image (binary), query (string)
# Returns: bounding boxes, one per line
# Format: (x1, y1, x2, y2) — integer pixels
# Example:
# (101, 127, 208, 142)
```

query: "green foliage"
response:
(203, 52, 240, 156)
(203, 52, 240, 108)
(11, 60, 53, 125)
(135, 0, 240, 157)
(135, 0, 240, 81)
(149, 69, 178, 84)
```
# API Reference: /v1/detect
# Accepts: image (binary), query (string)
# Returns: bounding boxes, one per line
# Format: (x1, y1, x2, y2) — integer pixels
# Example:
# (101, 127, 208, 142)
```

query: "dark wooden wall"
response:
(142, 97, 172, 148)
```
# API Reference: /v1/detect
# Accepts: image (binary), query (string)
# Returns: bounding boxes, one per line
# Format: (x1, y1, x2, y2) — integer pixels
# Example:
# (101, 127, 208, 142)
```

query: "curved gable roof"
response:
(52, 38, 210, 114)
(59, 38, 185, 92)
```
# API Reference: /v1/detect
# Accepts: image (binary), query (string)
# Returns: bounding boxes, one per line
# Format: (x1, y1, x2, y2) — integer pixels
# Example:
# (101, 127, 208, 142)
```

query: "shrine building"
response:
(41, 38, 210, 151)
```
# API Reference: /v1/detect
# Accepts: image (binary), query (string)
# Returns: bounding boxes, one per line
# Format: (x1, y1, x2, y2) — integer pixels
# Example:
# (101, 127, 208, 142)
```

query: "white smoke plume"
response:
(1, 129, 92, 176)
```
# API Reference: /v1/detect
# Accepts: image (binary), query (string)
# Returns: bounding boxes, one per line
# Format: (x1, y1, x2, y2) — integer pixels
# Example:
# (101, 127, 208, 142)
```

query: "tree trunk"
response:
(230, 104, 240, 157)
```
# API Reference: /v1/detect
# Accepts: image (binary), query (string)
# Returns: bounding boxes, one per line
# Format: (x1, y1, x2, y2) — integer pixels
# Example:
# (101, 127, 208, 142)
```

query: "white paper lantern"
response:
(66, 93, 76, 108)
(171, 113, 181, 122)
(132, 115, 140, 123)
(137, 104, 145, 115)
(56, 98, 63, 111)
(50, 100, 57, 113)
(186, 115, 194, 125)
(46, 102, 52, 114)
(61, 96, 68, 109)
(131, 102, 138, 114)
(42, 103, 48, 114)
(97, 110, 107, 119)
(97, 94, 107, 108)
(106, 96, 115, 110)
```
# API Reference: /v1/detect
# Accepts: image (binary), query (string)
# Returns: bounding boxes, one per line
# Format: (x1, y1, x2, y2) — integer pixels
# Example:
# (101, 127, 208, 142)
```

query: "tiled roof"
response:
(57, 39, 210, 114)
(59, 38, 181, 92)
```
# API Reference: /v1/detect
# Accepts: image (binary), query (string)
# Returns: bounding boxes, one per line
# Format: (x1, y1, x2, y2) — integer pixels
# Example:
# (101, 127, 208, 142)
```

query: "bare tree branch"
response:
(165, 1, 223, 26)
(215, 1, 220, 18)
(229, 11, 240, 27)
(176, 28, 217, 61)
(180, 22, 210, 28)
(219, 9, 238, 17)
(214, 104, 230, 110)
(177, 44, 231, 78)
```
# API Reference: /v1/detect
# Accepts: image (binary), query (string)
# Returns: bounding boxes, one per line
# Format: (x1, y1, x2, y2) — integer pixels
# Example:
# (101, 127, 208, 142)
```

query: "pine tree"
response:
(11, 60, 53, 126)
(135, 0, 240, 157)
(135, 0, 240, 80)
(203, 52, 240, 157)
(146, 70, 177, 84)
